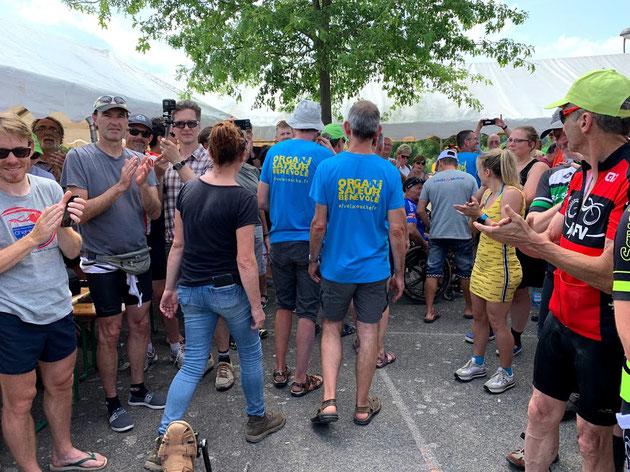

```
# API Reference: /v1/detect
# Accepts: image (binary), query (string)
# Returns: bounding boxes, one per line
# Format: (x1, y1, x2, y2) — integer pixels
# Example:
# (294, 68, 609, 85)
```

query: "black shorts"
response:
(321, 278, 388, 324)
(147, 214, 167, 281)
(0, 312, 76, 375)
(270, 241, 320, 322)
(516, 248, 545, 288)
(534, 314, 623, 426)
(86, 269, 153, 317)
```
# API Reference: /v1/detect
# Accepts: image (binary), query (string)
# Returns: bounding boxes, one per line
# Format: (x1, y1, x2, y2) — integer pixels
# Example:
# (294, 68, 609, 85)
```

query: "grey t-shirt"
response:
(60, 143, 158, 256)
(0, 175, 71, 324)
(419, 169, 478, 240)
(235, 163, 262, 226)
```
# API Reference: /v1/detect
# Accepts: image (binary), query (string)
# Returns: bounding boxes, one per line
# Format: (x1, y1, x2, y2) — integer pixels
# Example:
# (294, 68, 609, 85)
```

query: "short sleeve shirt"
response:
(260, 139, 333, 243)
(457, 152, 481, 186)
(310, 152, 405, 283)
(60, 143, 158, 256)
(404, 198, 427, 240)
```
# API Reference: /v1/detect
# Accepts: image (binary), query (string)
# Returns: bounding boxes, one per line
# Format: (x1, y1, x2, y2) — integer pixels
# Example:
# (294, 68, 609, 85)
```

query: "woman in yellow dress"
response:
(453, 149, 524, 394)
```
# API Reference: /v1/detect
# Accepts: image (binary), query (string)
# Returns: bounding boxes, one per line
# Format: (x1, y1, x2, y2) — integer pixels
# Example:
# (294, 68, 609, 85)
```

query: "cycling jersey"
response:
(549, 142, 630, 342)
(404, 198, 427, 240)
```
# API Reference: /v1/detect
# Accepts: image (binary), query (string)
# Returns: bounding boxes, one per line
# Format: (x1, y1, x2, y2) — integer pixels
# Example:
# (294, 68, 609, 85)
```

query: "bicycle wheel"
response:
(404, 246, 427, 302)
(439, 258, 454, 300)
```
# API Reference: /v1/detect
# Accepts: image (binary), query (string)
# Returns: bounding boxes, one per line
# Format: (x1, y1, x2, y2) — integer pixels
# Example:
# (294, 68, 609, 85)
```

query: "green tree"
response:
(64, 0, 533, 124)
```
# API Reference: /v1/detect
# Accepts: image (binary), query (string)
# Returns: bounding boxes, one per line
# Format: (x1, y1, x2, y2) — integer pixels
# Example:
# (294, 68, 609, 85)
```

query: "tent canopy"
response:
(0, 19, 229, 124)
(212, 53, 630, 141)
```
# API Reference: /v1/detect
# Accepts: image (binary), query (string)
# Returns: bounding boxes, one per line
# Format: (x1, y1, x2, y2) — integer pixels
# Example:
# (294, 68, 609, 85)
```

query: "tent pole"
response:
(86, 117, 98, 143)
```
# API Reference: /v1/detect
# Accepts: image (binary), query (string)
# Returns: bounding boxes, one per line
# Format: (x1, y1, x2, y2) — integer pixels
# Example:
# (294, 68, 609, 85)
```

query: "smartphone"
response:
(61, 195, 78, 227)
(483, 119, 496, 126)
(234, 119, 252, 131)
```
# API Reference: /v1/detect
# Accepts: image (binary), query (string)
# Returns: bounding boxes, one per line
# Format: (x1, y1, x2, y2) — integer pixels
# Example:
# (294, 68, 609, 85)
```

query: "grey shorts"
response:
(270, 241, 319, 322)
(254, 225, 266, 276)
(321, 277, 388, 324)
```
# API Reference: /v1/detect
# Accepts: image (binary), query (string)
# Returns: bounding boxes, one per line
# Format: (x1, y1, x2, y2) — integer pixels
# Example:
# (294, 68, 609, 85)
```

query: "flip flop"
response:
(49, 453, 107, 471)
(423, 314, 441, 323)
(376, 351, 396, 369)
(311, 399, 338, 424)
(353, 396, 381, 426)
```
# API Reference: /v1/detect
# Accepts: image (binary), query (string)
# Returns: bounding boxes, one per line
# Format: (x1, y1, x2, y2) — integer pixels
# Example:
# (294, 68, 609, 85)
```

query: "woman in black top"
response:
(152, 122, 285, 454)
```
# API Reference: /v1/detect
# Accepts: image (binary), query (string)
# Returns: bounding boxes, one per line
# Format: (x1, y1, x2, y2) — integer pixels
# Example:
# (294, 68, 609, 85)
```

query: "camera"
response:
(234, 119, 252, 131)
(162, 99, 176, 138)
(483, 119, 496, 126)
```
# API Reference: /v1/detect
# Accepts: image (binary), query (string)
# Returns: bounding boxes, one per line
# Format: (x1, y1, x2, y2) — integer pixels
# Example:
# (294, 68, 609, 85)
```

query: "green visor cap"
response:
(31, 133, 43, 157)
(323, 123, 347, 140)
(545, 69, 630, 118)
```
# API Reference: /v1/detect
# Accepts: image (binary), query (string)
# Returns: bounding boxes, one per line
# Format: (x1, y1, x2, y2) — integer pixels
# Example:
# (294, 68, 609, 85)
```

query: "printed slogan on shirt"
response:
(337, 178, 382, 211)
(272, 155, 312, 183)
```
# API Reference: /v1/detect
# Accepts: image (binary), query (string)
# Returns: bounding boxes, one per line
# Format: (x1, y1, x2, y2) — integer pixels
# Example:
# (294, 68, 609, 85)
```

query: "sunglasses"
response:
(0, 147, 31, 159)
(507, 138, 531, 144)
(173, 120, 200, 129)
(96, 95, 127, 105)
(128, 128, 152, 138)
(399, 154, 410, 159)
(415, 161, 426, 165)
(560, 106, 582, 124)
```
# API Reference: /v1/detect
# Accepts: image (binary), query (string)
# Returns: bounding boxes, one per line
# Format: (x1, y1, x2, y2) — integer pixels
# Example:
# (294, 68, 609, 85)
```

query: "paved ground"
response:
(0, 289, 584, 472)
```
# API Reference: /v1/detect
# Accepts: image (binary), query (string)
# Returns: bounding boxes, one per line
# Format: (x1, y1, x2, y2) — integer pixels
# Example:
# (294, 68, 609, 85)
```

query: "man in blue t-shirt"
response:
(455, 129, 481, 186)
(258, 100, 333, 398)
(308, 100, 407, 426)
(403, 177, 428, 252)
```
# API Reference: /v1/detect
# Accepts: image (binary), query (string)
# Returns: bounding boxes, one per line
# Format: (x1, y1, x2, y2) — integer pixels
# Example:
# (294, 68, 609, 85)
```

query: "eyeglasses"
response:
(0, 147, 31, 159)
(560, 106, 582, 124)
(507, 138, 531, 144)
(399, 154, 410, 159)
(173, 120, 200, 129)
(34, 126, 61, 135)
(128, 128, 152, 138)
(96, 95, 127, 105)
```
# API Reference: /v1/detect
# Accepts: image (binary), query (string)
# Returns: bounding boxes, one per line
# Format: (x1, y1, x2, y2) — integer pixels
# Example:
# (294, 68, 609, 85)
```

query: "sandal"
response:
(272, 365, 290, 387)
(49, 453, 107, 471)
(158, 420, 197, 472)
(311, 399, 338, 424)
(341, 323, 356, 337)
(353, 396, 381, 426)
(423, 313, 441, 323)
(290, 374, 323, 397)
(376, 351, 396, 369)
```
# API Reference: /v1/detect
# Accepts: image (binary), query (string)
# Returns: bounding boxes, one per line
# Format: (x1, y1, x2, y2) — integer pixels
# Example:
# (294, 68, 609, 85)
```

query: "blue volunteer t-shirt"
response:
(404, 198, 427, 240)
(310, 152, 405, 283)
(457, 151, 481, 186)
(260, 139, 333, 243)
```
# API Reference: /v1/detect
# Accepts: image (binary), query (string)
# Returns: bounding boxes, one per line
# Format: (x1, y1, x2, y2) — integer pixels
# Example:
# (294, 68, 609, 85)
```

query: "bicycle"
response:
(403, 245, 459, 303)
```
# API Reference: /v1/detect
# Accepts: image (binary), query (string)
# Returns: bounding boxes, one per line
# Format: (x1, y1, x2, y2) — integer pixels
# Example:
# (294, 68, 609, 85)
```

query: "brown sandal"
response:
(311, 399, 338, 424)
(272, 365, 290, 387)
(354, 396, 381, 426)
(290, 374, 323, 397)
(158, 420, 197, 472)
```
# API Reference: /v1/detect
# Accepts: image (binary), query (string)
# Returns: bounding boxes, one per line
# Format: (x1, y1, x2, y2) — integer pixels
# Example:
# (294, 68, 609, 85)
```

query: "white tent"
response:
(214, 53, 630, 141)
(0, 19, 229, 127)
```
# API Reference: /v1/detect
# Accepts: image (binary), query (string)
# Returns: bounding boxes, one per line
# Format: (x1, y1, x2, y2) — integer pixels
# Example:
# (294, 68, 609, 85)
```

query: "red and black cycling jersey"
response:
(549, 142, 630, 343)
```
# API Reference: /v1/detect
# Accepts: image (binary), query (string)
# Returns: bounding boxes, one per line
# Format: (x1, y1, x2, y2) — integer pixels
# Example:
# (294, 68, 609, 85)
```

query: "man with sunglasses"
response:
(125, 114, 153, 154)
(0, 113, 107, 470)
(61, 94, 164, 433)
(477, 69, 630, 471)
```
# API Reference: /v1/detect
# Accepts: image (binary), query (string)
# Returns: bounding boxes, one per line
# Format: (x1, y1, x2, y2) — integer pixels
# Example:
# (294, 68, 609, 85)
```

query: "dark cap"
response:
(403, 176, 424, 192)
(128, 114, 152, 130)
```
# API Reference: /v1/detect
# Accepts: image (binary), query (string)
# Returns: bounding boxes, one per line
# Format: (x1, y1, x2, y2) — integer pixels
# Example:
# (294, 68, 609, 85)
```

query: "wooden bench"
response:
(73, 288, 98, 382)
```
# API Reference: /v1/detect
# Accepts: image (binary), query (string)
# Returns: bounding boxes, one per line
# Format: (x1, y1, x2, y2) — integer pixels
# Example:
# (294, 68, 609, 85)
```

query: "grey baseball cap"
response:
(128, 114, 152, 130)
(93, 95, 130, 113)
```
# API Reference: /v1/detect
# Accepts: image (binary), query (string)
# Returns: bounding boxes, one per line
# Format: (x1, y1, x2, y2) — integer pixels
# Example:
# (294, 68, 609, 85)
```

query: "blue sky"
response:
(2, 0, 629, 87)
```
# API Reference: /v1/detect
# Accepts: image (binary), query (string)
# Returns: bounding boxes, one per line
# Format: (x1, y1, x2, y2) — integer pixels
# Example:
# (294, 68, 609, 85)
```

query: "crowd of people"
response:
(0, 67, 629, 472)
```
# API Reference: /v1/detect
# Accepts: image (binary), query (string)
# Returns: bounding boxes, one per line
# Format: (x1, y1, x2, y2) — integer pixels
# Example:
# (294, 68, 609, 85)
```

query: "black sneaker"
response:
(245, 411, 286, 443)
(128, 391, 166, 410)
(109, 407, 134, 432)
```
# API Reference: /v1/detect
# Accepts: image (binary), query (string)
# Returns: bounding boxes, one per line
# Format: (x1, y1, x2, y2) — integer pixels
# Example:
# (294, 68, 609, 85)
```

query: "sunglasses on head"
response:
(97, 95, 126, 105)
(173, 120, 200, 129)
(128, 128, 152, 138)
(0, 147, 31, 159)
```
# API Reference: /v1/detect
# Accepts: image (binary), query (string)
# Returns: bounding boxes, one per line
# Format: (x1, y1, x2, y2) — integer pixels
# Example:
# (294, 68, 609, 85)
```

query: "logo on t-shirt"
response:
(272, 155, 312, 177)
(338, 178, 382, 204)
(563, 194, 609, 246)
(1, 207, 55, 249)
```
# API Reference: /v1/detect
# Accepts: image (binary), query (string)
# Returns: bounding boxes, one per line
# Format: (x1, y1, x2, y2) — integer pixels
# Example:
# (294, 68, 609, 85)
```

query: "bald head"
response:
(487, 134, 500, 149)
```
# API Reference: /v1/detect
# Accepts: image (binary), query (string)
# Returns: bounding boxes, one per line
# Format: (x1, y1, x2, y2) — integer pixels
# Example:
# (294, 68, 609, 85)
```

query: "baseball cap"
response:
(93, 95, 130, 113)
(286, 100, 325, 131)
(323, 123, 347, 141)
(545, 69, 630, 117)
(437, 148, 458, 162)
(403, 176, 424, 192)
(128, 114, 152, 130)
(540, 110, 564, 140)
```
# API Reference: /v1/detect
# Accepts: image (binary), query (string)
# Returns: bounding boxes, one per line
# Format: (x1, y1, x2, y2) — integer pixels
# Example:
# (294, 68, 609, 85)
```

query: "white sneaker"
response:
(484, 367, 515, 394)
(171, 345, 185, 369)
(454, 358, 487, 382)
(144, 345, 158, 372)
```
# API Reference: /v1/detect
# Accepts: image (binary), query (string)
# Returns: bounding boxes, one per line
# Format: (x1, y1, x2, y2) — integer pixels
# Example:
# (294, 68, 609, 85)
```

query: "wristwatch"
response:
(172, 160, 187, 171)
(476, 214, 488, 224)
(308, 254, 320, 264)
(500, 124, 508, 130)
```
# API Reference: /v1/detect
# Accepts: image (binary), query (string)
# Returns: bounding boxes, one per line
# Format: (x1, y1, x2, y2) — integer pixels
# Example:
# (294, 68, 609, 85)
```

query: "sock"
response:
(511, 328, 522, 347)
(502, 367, 513, 376)
(170, 342, 181, 354)
(218, 350, 231, 364)
(473, 355, 485, 366)
(106, 395, 122, 416)
(130, 382, 148, 399)
(147, 342, 154, 354)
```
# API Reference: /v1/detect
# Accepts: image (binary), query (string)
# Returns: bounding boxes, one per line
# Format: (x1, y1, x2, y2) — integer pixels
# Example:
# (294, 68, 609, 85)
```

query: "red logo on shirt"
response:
(1, 207, 55, 248)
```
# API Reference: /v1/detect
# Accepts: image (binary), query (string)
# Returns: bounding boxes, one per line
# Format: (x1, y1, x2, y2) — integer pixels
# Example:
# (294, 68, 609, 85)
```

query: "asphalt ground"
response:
(0, 289, 584, 472)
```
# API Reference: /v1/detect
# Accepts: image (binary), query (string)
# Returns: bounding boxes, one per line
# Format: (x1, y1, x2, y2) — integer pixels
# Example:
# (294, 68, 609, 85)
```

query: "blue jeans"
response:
(158, 283, 264, 435)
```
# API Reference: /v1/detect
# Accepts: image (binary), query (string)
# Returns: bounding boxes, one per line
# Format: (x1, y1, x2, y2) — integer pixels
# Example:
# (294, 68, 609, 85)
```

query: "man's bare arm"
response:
(257, 182, 270, 211)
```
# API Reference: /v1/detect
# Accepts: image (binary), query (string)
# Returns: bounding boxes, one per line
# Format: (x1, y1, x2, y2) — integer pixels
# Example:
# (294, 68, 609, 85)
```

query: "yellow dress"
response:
(470, 186, 525, 303)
